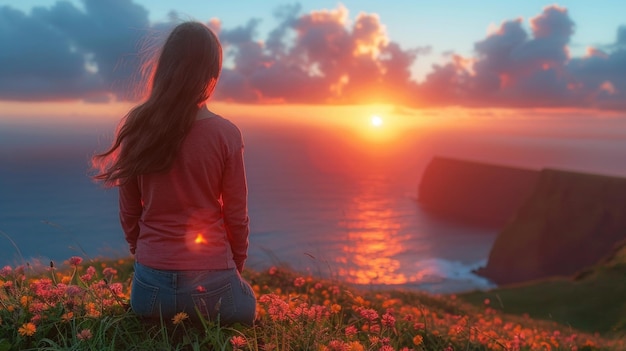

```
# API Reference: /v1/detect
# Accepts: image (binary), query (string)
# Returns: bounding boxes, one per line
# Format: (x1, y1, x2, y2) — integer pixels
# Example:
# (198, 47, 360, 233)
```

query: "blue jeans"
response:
(130, 262, 256, 326)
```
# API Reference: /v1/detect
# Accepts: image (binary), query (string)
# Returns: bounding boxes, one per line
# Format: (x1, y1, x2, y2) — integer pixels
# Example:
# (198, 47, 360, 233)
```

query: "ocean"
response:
(2, 107, 625, 293)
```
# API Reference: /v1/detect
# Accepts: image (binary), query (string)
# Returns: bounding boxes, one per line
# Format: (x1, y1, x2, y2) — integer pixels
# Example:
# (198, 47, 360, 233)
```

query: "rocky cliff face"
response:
(418, 157, 539, 227)
(478, 169, 626, 285)
(418, 157, 626, 286)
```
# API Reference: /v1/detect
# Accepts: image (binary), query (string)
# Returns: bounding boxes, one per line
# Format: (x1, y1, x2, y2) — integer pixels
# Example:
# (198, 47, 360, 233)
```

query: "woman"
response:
(92, 22, 256, 326)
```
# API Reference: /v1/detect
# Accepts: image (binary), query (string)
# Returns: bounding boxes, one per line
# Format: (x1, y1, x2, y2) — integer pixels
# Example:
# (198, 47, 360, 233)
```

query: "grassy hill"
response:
(459, 240, 626, 335)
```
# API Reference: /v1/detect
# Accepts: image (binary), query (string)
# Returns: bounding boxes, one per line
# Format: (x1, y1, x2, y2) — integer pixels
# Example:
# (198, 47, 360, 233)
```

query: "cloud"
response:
(419, 5, 625, 110)
(214, 4, 424, 105)
(0, 0, 151, 101)
(0, 2, 624, 110)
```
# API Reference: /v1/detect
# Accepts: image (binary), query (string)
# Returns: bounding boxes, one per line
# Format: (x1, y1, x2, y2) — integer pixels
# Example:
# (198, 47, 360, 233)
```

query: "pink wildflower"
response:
(102, 267, 117, 279)
(358, 308, 379, 321)
(345, 325, 358, 337)
(268, 266, 277, 275)
(382, 312, 396, 328)
(77, 329, 93, 341)
(80, 266, 96, 282)
(379, 345, 394, 351)
(108, 282, 123, 295)
(260, 294, 290, 322)
(66, 285, 83, 296)
(230, 335, 247, 349)
(413, 322, 425, 330)
(68, 256, 83, 266)
(0, 265, 12, 278)
(294, 277, 306, 287)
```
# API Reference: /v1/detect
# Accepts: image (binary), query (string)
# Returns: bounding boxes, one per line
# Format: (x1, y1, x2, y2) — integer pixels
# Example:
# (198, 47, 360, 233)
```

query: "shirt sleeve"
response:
(118, 177, 142, 255)
(221, 135, 250, 273)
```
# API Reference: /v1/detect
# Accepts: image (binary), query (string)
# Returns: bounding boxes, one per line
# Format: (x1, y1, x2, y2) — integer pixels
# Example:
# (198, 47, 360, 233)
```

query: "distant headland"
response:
(418, 156, 626, 285)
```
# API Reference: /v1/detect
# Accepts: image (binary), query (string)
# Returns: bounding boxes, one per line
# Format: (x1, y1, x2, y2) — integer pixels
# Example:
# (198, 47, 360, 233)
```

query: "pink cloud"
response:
(0, 2, 624, 110)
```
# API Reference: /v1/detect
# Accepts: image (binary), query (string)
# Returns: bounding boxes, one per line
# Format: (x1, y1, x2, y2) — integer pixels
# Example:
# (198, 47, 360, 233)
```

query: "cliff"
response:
(478, 169, 626, 285)
(418, 157, 539, 227)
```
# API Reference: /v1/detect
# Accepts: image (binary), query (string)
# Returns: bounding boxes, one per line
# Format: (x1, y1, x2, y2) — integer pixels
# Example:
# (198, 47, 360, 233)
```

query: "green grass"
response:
(459, 241, 626, 335)
(1, 255, 625, 350)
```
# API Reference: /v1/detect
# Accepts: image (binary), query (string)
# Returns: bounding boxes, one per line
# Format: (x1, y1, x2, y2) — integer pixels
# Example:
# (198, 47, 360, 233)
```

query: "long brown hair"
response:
(92, 22, 222, 186)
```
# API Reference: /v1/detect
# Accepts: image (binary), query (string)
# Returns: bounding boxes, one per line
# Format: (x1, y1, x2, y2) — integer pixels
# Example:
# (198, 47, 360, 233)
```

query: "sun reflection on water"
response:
(337, 176, 411, 285)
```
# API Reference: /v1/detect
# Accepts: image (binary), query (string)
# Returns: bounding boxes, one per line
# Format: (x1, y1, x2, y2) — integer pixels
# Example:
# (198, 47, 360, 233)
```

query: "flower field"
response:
(0, 256, 623, 350)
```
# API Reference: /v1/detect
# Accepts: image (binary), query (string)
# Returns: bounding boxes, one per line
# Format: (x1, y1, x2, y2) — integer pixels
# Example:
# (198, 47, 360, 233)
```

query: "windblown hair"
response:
(92, 22, 222, 186)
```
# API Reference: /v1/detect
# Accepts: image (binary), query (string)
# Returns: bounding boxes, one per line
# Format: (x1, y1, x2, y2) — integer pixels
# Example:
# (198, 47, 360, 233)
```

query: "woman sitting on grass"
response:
(92, 21, 256, 326)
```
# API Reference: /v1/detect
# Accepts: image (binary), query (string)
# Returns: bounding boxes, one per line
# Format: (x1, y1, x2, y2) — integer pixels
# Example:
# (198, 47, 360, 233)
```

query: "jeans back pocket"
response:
(130, 275, 159, 317)
(191, 283, 236, 323)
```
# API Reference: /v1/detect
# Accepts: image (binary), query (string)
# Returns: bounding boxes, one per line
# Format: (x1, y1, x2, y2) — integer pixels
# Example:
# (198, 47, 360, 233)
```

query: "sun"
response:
(370, 115, 383, 127)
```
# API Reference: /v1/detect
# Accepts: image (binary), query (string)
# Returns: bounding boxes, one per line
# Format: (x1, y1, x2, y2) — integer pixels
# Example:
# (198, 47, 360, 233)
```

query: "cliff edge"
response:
(478, 168, 626, 285)
(418, 157, 539, 227)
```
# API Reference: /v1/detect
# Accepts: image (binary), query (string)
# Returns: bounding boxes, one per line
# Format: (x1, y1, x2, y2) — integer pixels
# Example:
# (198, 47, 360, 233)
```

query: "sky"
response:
(0, 0, 625, 110)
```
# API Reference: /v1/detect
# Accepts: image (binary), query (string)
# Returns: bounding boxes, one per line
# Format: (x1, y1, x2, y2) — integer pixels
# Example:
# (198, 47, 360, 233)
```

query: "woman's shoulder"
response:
(196, 114, 242, 139)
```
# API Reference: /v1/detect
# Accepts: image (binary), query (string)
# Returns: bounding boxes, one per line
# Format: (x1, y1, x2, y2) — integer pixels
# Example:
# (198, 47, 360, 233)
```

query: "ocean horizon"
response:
(2, 108, 626, 293)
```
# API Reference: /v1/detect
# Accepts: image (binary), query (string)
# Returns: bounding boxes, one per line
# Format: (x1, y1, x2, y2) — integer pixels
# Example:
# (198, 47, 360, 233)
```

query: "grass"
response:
(459, 241, 626, 335)
(0, 255, 624, 350)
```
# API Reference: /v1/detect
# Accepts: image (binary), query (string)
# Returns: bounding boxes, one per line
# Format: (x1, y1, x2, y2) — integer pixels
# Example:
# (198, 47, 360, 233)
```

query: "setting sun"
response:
(371, 115, 383, 127)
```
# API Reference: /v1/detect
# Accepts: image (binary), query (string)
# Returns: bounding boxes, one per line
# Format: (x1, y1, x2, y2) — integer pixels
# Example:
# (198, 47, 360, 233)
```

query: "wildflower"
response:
(77, 329, 93, 341)
(81, 266, 96, 282)
(66, 285, 82, 296)
(20, 295, 32, 307)
(412, 335, 424, 345)
(196, 285, 206, 293)
(61, 312, 74, 322)
(331, 304, 342, 313)
(260, 294, 290, 321)
(268, 266, 277, 275)
(379, 346, 394, 351)
(327, 340, 346, 351)
(369, 323, 381, 334)
(381, 312, 396, 328)
(345, 325, 358, 337)
(358, 308, 379, 321)
(18, 322, 37, 337)
(484, 298, 490, 305)
(172, 312, 189, 325)
(347, 341, 364, 351)
(230, 335, 247, 349)
(109, 282, 123, 295)
(0, 265, 12, 277)
(68, 256, 83, 266)
(102, 267, 117, 278)
(294, 276, 306, 287)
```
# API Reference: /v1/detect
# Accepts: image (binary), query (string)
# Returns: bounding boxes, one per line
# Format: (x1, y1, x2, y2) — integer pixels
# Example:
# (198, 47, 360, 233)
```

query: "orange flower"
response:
(347, 341, 364, 351)
(413, 335, 424, 346)
(331, 304, 342, 314)
(18, 322, 36, 337)
(61, 312, 74, 323)
(172, 312, 189, 325)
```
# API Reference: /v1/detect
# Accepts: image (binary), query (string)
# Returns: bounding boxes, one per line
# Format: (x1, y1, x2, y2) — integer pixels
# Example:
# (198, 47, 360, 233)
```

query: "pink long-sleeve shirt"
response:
(118, 115, 249, 272)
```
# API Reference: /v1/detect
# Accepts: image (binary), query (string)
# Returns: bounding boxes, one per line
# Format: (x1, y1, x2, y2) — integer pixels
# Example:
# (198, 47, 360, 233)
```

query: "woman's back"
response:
(120, 114, 249, 271)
